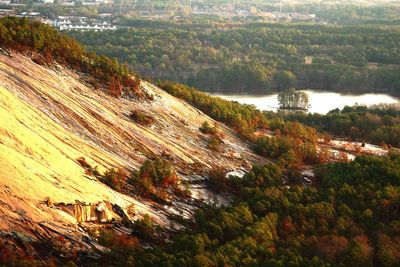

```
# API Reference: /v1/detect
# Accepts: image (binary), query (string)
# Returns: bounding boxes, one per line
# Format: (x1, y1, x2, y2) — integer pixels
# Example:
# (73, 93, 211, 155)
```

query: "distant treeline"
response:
(0, 17, 140, 97)
(24, 1, 400, 23)
(71, 20, 400, 95)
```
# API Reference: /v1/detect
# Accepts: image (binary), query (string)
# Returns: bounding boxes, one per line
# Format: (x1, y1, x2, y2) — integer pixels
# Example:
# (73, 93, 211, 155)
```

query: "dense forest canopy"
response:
(284, 104, 400, 148)
(95, 154, 400, 267)
(70, 20, 400, 95)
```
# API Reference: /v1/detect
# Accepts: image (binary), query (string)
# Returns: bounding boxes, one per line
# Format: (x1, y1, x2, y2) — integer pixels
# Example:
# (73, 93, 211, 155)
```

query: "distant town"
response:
(0, 7, 117, 32)
(0, 0, 323, 32)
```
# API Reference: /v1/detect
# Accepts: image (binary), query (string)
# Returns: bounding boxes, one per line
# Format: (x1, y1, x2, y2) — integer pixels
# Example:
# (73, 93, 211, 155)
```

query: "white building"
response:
(59, 24, 117, 31)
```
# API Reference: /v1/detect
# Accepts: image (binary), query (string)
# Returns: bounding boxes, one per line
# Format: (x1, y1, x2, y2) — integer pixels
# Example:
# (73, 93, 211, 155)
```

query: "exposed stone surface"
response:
(55, 201, 116, 223)
(0, 52, 264, 255)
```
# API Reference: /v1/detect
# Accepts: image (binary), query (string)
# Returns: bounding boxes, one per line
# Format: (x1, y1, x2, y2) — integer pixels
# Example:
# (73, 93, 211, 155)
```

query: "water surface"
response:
(211, 90, 399, 114)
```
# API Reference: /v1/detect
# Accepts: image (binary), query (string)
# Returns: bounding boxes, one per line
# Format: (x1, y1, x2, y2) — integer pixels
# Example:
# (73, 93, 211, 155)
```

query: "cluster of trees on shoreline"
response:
(278, 88, 310, 110)
(71, 19, 400, 96)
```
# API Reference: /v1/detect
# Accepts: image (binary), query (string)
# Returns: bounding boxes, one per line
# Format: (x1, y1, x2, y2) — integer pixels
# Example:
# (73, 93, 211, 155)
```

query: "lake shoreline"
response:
(204, 88, 400, 98)
(208, 90, 399, 114)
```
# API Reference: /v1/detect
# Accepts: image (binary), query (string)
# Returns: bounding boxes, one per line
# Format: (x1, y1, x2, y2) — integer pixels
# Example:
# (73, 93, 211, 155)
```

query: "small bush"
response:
(77, 157, 91, 169)
(199, 121, 218, 135)
(97, 228, 138, 264)
(132, 214, 154, 241)
(208, 167, 230, 193)
(101, 168, 128, 191)
(130, 110, 154, 126)
(130, 157, 179, 201)
(207, 135, 223, 151)
(77, 157, 101, 176)
(132, 157, 178, 187)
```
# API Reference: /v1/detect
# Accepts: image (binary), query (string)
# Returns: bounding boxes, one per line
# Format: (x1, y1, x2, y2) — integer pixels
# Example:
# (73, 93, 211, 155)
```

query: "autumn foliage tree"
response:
(109, 76, 123, 97)
(130, 157, 179, 201)
(101, 168, 128, 191)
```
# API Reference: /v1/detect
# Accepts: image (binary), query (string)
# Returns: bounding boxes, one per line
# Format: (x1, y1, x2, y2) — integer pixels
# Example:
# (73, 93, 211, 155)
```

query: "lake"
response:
(211, 90, 399, 114)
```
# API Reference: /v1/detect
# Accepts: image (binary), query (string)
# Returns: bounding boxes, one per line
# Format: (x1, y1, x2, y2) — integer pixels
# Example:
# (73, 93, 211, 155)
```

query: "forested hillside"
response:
(93, 155, 400, 267)
(0, 17, 140, 97)
(71, 20, 400, 95)
(285, 105, 400, 148)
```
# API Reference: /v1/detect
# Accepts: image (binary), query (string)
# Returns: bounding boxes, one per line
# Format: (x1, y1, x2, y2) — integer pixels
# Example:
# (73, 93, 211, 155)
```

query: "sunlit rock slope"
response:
(0, 52, 262, 251)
